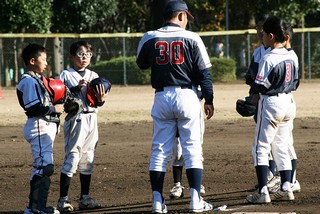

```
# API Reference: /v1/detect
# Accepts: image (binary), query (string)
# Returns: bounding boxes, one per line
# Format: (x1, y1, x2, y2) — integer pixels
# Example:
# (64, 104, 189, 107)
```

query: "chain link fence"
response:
(1, 28, 319, 86)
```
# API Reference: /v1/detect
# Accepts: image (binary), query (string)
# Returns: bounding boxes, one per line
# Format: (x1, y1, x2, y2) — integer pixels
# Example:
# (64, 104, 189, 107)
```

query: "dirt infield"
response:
(0, 82, 319, 213)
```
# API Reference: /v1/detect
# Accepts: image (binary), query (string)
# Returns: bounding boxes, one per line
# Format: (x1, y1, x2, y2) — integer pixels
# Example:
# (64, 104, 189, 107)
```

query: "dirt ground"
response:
(0, 82, 319, 214)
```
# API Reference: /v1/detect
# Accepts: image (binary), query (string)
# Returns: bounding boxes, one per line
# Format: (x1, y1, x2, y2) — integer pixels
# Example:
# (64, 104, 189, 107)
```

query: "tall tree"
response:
(51, 0, 118, 33)
(0, 0, 52, 85)
(0, 0, 52, 33)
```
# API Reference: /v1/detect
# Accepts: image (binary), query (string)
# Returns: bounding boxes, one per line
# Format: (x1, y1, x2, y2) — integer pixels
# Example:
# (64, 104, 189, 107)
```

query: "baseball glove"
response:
(64, 96, 83, 121)
(236, 96, 256, 117)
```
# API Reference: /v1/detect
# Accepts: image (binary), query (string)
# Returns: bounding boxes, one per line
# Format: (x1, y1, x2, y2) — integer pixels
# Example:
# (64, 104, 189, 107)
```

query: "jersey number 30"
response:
(155, 41, 184, 65)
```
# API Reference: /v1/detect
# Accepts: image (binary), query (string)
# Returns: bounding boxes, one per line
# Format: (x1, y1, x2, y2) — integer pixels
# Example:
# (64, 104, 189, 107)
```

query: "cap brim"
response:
(185, 11, 194, 19)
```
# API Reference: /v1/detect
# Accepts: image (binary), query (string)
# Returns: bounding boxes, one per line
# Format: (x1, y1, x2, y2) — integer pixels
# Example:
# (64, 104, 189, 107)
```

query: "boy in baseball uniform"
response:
(57, 41, 107, 212)
(17, 43, 64, 214)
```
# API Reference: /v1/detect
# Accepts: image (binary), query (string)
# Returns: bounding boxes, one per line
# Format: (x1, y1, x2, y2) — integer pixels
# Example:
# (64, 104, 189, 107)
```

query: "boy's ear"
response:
(29, 58, 36, 65)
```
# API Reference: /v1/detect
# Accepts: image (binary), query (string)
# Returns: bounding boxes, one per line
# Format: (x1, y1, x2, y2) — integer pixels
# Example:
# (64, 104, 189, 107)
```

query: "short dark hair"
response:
(255, 14, 270, 24)
(69, 40, 92, 55)
(263, 16, 287, 43)
(21, 43, 46, 66)
(163, 11, 180, 21)
(285, 22, 294, 42)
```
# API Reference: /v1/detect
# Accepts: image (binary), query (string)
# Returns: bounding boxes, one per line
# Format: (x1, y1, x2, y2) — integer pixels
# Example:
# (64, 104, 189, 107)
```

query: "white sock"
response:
(260, 185, 269, 195)
(282, 181, 291, 191)
(190, 188, 200, 204)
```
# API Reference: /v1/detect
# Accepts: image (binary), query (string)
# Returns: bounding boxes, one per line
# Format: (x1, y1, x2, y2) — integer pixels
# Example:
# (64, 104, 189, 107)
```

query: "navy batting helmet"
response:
(87, 77, 111, 107)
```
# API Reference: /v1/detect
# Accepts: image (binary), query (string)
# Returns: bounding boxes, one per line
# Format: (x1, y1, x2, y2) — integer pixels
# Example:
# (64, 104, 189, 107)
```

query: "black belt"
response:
(155, 85, 192, 93)
(82, 111, 95, 114)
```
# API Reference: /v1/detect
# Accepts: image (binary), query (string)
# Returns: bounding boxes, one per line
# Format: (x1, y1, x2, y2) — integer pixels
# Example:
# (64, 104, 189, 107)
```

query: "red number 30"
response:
(155, 41, 184, 65)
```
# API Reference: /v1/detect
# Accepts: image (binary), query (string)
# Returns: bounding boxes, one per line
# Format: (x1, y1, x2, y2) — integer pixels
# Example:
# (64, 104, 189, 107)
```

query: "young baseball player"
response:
(246, 16, 299, 204)
(244, 14, 282, 191)
(17, 43, 64, 214)
(136, 0, 214, 212)
(258, 22, 301, 195)
(57, 41, 107, 212)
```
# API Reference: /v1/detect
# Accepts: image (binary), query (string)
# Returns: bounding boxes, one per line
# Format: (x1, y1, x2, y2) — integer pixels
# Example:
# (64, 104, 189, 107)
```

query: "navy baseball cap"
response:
(164, 0, 194, 19)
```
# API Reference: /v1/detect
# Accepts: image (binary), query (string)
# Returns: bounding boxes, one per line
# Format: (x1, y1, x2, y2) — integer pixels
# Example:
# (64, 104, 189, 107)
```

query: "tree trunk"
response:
(13, 39, 19, 85)
(53, 37, 63, 77)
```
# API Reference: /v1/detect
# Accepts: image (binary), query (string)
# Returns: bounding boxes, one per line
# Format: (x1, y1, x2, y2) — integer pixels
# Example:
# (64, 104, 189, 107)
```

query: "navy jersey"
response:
(253, 47, 299, 95)
(136, 23, 213, 104)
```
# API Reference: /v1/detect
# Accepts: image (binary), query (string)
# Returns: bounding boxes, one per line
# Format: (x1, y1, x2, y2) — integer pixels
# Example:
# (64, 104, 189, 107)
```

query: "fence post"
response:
(122, 37, 127, 86)
(307, 32, 311, 80)
(246, 33, 251, 67)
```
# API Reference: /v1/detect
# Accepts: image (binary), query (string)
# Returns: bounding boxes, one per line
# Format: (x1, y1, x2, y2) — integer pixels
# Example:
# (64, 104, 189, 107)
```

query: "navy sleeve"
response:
(136, 45, 150, 70)
(25, 103, 56, 117)
(197, 68, 213, 104)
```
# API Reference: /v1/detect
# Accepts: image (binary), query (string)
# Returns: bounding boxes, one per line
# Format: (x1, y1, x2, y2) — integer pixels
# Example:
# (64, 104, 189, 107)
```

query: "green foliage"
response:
(51, 0, 118, 33)
(90, 56, 150, 85)
(0, 0, 52, 33)
(210, 57, 237, 82)
(255, 0, 320, 27)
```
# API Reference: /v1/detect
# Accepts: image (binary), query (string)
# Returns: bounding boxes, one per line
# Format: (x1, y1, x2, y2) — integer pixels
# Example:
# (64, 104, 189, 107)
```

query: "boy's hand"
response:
(54, 104, 64, 114)
(95, 84, 108, 102)
(78, 79, 88, 88)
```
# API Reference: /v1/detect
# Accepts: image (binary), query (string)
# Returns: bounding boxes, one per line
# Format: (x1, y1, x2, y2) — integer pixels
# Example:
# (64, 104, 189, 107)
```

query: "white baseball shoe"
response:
(152, 200, 167, 213)
(24, 206, 60, 214)
(169, 182, 184, 199)
(291, 180, 301, 193)
(271, 189, 295, 201)
(190, 198, 213, 213)
(57, 196, 74, 212)
(246, 192, 271, 204)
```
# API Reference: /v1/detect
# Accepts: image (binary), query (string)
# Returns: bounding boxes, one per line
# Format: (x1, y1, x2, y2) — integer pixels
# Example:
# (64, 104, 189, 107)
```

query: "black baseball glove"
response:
(236, 96, 256, 117)
(64, 96, 83, 121)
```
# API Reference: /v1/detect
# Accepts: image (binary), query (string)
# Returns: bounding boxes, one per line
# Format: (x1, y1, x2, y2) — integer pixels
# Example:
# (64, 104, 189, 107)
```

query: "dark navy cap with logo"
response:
(163, 0, 194, 19)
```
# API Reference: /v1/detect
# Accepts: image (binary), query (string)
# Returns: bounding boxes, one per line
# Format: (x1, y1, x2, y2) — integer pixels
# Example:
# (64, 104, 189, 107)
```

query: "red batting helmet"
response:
(47, 78, 67, 104)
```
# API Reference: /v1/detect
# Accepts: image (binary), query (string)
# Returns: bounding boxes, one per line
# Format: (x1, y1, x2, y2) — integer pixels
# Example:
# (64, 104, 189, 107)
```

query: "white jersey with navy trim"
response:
(60, 67, 99, 112)
(253, 44, 270, 64)
(245, 45, 270, 89)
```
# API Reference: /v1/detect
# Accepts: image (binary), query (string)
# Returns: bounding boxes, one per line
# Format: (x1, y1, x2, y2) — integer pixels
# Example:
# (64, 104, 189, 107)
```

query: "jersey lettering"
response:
(171, 41, 184, 64)
(155, 41, 169, 65)
(285, 63, 291, 82)
(155, 41, 184, 65)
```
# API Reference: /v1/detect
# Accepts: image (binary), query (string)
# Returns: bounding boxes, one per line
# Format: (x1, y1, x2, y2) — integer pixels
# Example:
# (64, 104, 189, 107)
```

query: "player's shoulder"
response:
(19, 73, 35, 82)
(17, 73, 37, 89)
(87, 69, 99, 80)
